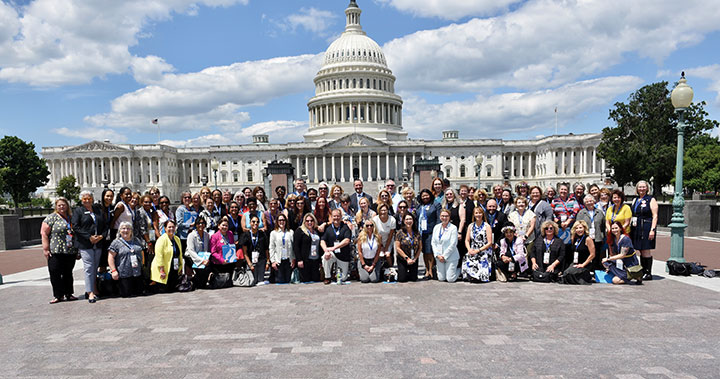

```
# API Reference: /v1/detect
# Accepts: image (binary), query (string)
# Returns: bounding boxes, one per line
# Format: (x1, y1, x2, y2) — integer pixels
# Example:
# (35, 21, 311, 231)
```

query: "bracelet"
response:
(110, 269, 117, 273)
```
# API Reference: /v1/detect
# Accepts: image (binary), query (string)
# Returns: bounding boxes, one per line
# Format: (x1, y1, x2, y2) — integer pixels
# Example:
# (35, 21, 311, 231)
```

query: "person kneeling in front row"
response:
(321, 209, 353, 284)
(431, 209, 460, 283)
(530, 220, 564, 282)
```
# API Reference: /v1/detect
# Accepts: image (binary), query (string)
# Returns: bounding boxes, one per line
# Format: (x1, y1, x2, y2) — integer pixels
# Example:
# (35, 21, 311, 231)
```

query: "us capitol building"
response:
(41, 0, 605, 201)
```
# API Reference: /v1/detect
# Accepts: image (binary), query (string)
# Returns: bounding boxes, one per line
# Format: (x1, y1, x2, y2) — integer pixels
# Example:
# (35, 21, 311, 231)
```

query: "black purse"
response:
(175, 274, 195, 292)
(209, 272, 233, 289)
(667, 260, 691, 276)
(532, 270, 552, 283)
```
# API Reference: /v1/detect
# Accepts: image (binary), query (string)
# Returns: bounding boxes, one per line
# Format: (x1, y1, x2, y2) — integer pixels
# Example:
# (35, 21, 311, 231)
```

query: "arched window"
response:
(246, 169, 253, 182)
(460, 165, 466, 177)
(233, 171, 239, 182)
(445, 168, 451, 178)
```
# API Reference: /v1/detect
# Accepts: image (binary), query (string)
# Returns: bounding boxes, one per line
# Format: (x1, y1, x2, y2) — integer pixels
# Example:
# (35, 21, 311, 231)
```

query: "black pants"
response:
(118, 276, 144, 297)
(275, 259, 292, 283)
(152, 270, 179, 293)
(252, 258, 267, 285)
(397, 257, 418, 282)
(48, 254, 76, 299)
(593, 241, 605, 271)
(193, 267, 212, 289)
(300, 259, 321, 282)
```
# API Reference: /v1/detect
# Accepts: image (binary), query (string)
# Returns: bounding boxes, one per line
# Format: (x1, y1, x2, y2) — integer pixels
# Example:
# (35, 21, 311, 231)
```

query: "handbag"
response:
(625, 264, 643, 280)
(562, 266, 592, 285)
(209, 272, 233, 289)
(175, 274, 195, 292)
(667, 260, 691, 276)
(532, 270, 552, 283)
(290, 268, 301, 284)
(232, 267, 255, 287)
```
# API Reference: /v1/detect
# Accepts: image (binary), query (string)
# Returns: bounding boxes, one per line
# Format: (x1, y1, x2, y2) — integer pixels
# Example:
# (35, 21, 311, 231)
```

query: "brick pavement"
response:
(1, 268, 719, 377)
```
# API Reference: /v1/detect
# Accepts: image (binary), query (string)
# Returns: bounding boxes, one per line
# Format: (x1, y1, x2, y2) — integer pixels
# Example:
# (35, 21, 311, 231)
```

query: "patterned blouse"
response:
(396, 229, 421, 260)
(43, 212, 74, 255)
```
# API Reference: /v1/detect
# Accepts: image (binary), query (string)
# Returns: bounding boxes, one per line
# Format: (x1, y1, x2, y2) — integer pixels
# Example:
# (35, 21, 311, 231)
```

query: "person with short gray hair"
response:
(72, 191, 107, 303)
(108, 221, 144, 297)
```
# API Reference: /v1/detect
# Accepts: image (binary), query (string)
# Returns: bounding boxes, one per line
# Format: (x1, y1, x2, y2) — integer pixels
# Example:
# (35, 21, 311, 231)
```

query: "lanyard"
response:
(406, 230, 414, 251)
(574, 235, 586, 251)
(229, 215, 239, 231)
(60, 214, 72, 234)
(588, 210, 595, 223)
(121, 201, 135, 223)
(508, 238, 515, 255)
(367, 235, 375, 251)
(331, 224, 341, 238)
(610, 204, 621, 223)
(250, 231, 258, 249)
(120, 237, 135, 251)
(633, 196, 646, 214)
(282, 231, 287, 247)
(439, 225, 448, 240)
(421, 205, 429, 218)
(487, 212, 496, 227)
(544, 238, 553, 252)
(557, 198, 570, 214)
(221, 233, 231, 246)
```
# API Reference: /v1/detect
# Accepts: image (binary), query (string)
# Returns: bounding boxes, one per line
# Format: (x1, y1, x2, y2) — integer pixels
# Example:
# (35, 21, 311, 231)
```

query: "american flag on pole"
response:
(554, 107, 557, 113)
(151, 118, 158, 125)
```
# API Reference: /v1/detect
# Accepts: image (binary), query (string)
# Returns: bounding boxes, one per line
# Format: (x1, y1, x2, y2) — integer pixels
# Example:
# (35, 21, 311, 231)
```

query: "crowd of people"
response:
(40, 176, 659, 303)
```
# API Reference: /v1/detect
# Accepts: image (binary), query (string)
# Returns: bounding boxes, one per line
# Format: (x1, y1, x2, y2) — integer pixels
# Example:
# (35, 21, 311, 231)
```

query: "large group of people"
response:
(41, 176, 659, 304)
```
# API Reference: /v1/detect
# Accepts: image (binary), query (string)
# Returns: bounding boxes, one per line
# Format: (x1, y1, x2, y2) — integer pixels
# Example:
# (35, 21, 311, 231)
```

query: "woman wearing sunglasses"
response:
(294, 213, 322, 282)
(356, 221, 383, 283)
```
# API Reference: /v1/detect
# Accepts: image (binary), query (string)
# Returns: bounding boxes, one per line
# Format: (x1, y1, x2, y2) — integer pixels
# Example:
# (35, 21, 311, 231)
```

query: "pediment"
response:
(65, 140, 129, 152)
(322, 133, 387, 148)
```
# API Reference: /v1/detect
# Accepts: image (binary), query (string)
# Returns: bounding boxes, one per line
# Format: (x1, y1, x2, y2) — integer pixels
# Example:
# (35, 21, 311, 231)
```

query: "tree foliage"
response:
(56, 175, 81, 205)
(597, 81, 719, 195)
(684, 135, 720, 194)
(0, 136, 50, 208)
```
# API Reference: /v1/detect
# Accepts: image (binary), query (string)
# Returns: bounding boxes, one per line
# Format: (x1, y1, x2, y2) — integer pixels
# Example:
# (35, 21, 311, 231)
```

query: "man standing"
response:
(349, 179, 373, 214)
(386, 180, 403, 212)
(492, 184, 503, 205)
(320, 209, 353, 284)
(291, 178, 308, 199)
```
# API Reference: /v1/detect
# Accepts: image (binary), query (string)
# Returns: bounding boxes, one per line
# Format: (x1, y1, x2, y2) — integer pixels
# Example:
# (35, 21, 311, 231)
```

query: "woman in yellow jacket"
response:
(150, 219, 183, 292)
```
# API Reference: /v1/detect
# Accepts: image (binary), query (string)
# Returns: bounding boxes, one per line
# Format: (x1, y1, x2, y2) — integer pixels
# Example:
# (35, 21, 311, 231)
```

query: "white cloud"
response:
(376, 0, 521, 20)
(53, 127, 128, 143)
(284, 8, 336, 36)
(158, 120, 306, 147)
(402, 76, 644, 137)
(0, 0, 248, 86)
(85, 54, 321, 132)
(131, 55, 175, 85)
(384, 0, 720, 93)
(688, 64, 720, 107)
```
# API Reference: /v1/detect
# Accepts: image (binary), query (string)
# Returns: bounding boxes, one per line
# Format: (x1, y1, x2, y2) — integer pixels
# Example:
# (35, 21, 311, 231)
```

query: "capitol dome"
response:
(304, 0, 406, 143)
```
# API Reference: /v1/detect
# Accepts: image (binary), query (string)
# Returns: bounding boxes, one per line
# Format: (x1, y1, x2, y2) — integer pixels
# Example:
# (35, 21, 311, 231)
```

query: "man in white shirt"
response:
(386, 180, 403, 212)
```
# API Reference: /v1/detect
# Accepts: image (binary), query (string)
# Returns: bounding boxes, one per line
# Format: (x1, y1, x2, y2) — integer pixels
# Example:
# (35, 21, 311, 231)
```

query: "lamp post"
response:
(668, 73, 694, 263)
(475, 155, 483, 189)
(211, 158, 219, 190)
(503, 168, 510, 187)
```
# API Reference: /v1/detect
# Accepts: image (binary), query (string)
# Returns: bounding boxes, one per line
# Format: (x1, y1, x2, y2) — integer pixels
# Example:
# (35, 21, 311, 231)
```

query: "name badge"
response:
(66, 234, 73, 248)
(310, 244, 318, 258)
(560, 214, 568, 222)
(616, 259, 624, 270)
(420, 219, 427, 231)
(252, 250, 259, 264)
(508, 261, 515, 271)
(589, 227, 596, 240)
(631, 217, 638, 227)
(573, 252, 579, 264)
(233, 233, 239, 242)
(130, 254, 139, 268)
(281, 246, 288, 259)
(543, 252, 550, 265)
(173, 258, 179, 270)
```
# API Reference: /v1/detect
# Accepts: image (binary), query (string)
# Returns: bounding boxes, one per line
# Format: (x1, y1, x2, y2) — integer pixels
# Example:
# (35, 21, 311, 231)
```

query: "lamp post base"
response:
(668, 221, 687, 263)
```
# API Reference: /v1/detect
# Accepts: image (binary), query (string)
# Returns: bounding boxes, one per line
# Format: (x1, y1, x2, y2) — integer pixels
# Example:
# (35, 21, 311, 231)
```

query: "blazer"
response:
(71, 204, 107, 250)
(576, 207, 605, 242)
(269, 229, 295, 264)
(431, 223, 459, 261)
(349, 192, 374, 214)
(150, 233, 183, 284)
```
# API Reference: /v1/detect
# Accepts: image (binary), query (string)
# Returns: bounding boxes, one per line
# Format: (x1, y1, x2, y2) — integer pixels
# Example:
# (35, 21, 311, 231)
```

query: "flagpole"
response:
(554, 107, 558, 135)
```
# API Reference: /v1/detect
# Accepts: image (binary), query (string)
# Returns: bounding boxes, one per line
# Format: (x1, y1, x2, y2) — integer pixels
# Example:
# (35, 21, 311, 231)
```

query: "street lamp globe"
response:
(210, 159, 219, 171)
(671, 73, 694, 109)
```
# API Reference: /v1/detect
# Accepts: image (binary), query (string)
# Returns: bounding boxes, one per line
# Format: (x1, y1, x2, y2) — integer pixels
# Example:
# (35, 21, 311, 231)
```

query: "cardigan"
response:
(269, 229, 295, 264)
(150, 233, 183, 284)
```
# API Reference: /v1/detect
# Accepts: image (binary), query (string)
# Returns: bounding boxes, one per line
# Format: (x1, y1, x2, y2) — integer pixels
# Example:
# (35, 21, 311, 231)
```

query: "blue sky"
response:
(1, 0, 719, 150)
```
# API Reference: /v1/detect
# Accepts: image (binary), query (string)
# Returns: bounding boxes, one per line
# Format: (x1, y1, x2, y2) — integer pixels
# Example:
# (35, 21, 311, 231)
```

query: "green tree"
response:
(684, 135, 720, 194)
(597, 81, 719, 195)
(0, 136, 50, 208)
(56, 175, 81, 205)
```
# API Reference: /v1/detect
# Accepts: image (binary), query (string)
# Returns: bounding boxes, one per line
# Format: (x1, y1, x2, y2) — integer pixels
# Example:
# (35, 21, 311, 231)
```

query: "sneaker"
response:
(323, 279, 331, 285)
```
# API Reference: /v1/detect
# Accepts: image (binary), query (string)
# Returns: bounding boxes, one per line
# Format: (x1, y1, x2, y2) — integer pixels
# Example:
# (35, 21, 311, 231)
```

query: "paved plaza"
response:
(1, 257, 720, 378)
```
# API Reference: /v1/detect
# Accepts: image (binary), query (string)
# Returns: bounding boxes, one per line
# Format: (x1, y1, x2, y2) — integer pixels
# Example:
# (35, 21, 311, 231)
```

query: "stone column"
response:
(127, 157, 133, 185)
(341, 154, 345, 182)
(313, 156, 318, 183)
(331, 154, 336, 181)
(296, 156, 301, 178)
(100, 159, 106, 183)
(359, 153, 364, 181)
(304, 155, 309, 179)
(73, 159, 78, 181)
(394, 154, 398, 179)
(323, 155, 327, 181)
(510, 153, 515, 178)
(570, 149, 575, 175)
(592, 148, 597, 174)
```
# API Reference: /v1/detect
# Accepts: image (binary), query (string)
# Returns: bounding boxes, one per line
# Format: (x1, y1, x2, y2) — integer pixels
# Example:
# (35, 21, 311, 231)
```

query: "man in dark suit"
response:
(349, 179, 373, 214)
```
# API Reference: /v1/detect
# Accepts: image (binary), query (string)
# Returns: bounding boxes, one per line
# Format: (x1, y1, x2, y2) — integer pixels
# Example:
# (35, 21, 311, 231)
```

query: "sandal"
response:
(65, 295, 78, 301)
(49, 298, 62, 304)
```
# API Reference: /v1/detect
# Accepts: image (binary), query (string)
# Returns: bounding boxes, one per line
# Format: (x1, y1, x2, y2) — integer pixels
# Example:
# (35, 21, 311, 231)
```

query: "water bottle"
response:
(336, 267, 342, 285)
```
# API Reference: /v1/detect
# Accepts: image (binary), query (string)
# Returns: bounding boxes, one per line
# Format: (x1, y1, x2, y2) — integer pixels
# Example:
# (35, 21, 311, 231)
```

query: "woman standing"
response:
(242, 197, 268, 233)
(372, 189, 394, 216)
(354, 197, 376, 228)
(528, 186, 554, 241)
(497, 226, 527, 282)
(431, 209, 459, 283)
(137, 195, 155, 270)
(603, 221, 642, 285)
(313, 196, 330, 233)
(531, 221, 564, 282)
(241, 215, 270, 285)
(442, 188, 466, 267)
(415, 189, 439, 280)
(372, 204, 396, 269)
(562, 220, 595, 282)
(462, 207, 494, 283)
(41, 198, 79, 304)
(99, 188, 115, 272)
(402, 187, 419, 214)
(499, 188, 515, 215)
(199, 198, 220, 235)
(394, 213, 421, 283)
(395, 200, 409, 231)
(253, 186, 268, 212)
(294, 213, 322, 282)
(269, 214, 295, 284)
(605, 189, 632, 235)
(507, 197, 536, 246)
(111, 187, 133, 243)
(264, 198, 282, 233)
(226, 201, 243, 246)
(576, 195, 605, 271)
(328, 185, 344, 210)
(72, 191, 107, 303)
(356, 221, 383, 283)
(185, 217, 212, 288)
(288, 196, 308, 231)
(631, 181, 658, 280)
(552, 184, 579, 244)
(431, 177, 445, 205)
(175, 191, 197, 252)
(473, 188, 488, 213)
(150, 220, 183, 292)
(153, 196, 175, 239)
(108, 221, 144, 297)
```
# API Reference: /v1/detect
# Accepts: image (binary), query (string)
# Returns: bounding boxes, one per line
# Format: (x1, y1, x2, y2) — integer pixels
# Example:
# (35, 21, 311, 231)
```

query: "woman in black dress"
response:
(294, 213, 322, 282)
(531, 220, 564, 282)
(562, 220, 595, 283)
(631, 180, 658, 280)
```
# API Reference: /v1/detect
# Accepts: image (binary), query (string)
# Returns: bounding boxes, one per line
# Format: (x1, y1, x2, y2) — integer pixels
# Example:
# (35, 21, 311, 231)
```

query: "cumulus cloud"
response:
(85, 54, 321, 132)
(131, 55, 175, 85)
(688, 64, 720, 107)
(0, 0, 248, 86)
(376, 0, 520, 20)
(384, 0, 720, 93)
(402, 76, 644, 137)
(158, 120, 306, 147)
(283, 8, 336, 36)
(53, 127, 128, 143)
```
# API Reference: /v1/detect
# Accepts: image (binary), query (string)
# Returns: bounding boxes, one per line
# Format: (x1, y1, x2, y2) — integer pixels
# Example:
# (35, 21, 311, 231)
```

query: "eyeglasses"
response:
(160, 201, 169, 205)
(278, 219, 286, 222)
(545, 227, 554, 230)
(250, 220, 259, 224)
(365, 224, 374, 228)
(398, 205, 407, 209)
(183, 196, 191, 199)
(342, 200, 349, 203)
(305, 219, 315, 223)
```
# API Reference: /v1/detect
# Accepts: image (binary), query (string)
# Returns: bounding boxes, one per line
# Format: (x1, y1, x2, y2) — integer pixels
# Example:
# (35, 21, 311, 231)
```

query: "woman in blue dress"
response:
(603, 221, 642, 285)
(631, 180, 658, 281)
(415, 189, 439, 280)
